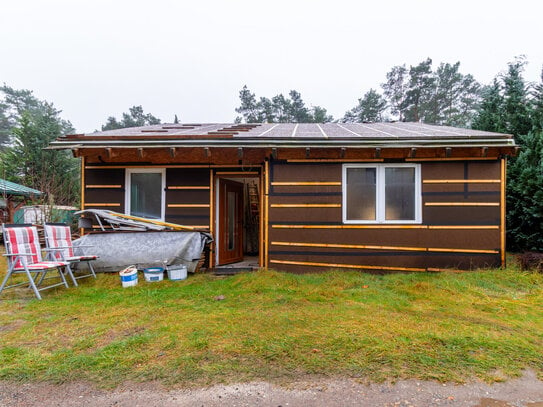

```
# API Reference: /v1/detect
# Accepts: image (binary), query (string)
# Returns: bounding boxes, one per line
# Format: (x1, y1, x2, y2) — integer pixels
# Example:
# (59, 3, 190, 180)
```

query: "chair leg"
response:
(24, 268, 42, 300)
(0, 270, 13, 297)
(88, 261, 97, 278)
(64, 264, 78, 286)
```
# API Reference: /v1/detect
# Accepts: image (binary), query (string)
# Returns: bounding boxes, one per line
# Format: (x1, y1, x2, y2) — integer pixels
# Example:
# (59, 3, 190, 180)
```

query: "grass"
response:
(0, 250, 542, 387)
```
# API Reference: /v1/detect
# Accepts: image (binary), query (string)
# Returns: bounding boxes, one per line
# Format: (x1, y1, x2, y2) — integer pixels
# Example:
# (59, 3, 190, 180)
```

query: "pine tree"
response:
(341, 89, 387, 123)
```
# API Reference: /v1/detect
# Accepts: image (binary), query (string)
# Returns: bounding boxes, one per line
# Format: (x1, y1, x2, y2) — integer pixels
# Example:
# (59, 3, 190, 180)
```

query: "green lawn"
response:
(0, 251, 542, 387)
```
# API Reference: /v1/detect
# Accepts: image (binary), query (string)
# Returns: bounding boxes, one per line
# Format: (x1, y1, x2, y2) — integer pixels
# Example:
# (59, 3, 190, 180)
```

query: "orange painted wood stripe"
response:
(167, 204, 210, 208)
(270, 259, 426, 272)
(272, 241, 499, 255)
(83, 203, 121, 207)
(167, 186, 210, 190)
(425, 202, 499, 207)
(85, 184, 123, 188)
(423, 179, 500, 184)
(270, 204, 341, 208)
(271, 182, 341, 186)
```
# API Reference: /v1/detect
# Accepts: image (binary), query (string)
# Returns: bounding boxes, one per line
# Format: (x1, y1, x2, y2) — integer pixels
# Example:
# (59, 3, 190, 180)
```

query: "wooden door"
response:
(218, 179, 244, 265)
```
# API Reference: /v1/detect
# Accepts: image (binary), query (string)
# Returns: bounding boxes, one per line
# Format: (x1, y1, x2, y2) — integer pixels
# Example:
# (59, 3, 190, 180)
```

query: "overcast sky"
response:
(1, 0, 542, 132)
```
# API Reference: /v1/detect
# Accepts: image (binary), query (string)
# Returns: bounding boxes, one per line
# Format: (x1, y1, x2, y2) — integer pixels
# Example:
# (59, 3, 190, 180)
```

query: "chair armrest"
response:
(44, 247, 70, 251)
(3, 252, 35, 257)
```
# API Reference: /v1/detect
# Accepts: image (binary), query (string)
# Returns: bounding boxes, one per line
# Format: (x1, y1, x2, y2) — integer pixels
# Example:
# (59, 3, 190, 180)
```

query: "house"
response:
(0, 178, 42, 224)
(50, 122, 516, 272)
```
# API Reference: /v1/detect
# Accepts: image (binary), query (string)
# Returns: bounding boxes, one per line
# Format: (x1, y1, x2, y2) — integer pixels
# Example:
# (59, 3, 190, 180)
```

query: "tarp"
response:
(73, 231, 212, 273)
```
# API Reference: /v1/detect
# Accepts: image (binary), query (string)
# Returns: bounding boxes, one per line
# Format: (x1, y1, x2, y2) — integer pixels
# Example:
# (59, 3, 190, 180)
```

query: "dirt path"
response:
(1, 371, 542, 407)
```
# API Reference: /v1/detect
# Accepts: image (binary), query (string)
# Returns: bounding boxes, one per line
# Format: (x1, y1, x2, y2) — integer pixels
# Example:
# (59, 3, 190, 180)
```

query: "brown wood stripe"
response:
(272, 241, 498, 254)
(270, 259, 426, 272)
(286, 159, 384, 163)
(167, 186, 210, 190)
(272, 224, 499, 230)
(271, 181, 341, 186)
(423, 179, 500, 184)
(83, 203, 121, 207)
(500, 158, 506, 267)
(425, 202, 499, 207)
(405, 157, 498, 162)
(272, 241, 425, 252)
(85, 184, 123, 188)
(270, 204, 341, 208)
(167, 204, 210, 208)
(216, 171, 259, 175)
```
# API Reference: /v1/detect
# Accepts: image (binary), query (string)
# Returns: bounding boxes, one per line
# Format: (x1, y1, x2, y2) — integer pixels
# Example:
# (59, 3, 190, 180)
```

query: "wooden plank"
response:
(500, 158, 506, 267)
(167, 204, 210, 208)
(271, 181, 341, 186)
(286, 159, 384, 163)
(425, 202, 499, 207)
(428, 225, 499, 230)
(85, 164, 257, 169)
(265, 160, 269, 267)
(209, 169, 214, 269)
(215, 171, 259, 175)
(83, 203, 121, 207)
(85, 184, 123, 188)
(271, 241, 426, 252)
(271, 241, 498, 254)
(270, 204, 341, 208)
(406, 157, 498, 161)
(423, 179, 500, 184)
(272, 224, 428, 229)
(167, 186, 210, 190)
(269, 259, 426, 272)
(80, 157, 85, 236)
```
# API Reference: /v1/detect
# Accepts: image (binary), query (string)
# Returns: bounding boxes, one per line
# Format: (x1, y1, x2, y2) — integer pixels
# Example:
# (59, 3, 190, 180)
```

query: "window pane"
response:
(385, 167, 415, 221)
(346, 168, 376, 220)
(130, 172, 162, 219)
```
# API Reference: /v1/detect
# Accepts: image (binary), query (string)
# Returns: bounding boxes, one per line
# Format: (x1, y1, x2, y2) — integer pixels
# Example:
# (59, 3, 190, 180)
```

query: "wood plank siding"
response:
(267, 160, 502, 272)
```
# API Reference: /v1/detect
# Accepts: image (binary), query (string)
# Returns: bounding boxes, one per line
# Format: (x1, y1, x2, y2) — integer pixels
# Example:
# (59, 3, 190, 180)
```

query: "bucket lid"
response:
(119, 266, 137, 275)
(144, 267, 164, 273)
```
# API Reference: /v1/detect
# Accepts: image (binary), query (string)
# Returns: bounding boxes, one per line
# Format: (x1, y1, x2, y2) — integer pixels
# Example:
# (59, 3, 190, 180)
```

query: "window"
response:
(125, 169, 165, 220)
(342, 164, 421, 224)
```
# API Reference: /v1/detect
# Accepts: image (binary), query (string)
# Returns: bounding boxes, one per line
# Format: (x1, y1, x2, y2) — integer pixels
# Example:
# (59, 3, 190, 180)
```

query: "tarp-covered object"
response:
(73, 231, 212, 273)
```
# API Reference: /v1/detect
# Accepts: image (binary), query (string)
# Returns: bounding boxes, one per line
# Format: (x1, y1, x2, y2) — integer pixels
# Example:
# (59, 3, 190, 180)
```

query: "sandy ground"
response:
(0, 371, 542, 407)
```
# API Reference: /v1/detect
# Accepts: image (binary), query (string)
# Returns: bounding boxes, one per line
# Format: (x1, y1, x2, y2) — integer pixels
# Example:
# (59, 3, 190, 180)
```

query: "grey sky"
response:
(1, 0, 542, 132)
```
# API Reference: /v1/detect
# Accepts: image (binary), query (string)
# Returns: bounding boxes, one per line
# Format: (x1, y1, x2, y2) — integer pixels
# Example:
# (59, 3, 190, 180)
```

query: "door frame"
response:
(214, 172, 262, 267)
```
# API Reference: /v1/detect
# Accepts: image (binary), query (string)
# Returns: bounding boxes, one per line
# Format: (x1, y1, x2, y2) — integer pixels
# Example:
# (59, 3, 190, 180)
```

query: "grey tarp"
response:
(72, 231, 212, 273)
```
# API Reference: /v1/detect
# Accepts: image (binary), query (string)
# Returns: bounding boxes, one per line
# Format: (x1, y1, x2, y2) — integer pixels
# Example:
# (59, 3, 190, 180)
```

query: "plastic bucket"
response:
(167, 265, 187, 281)
(144, 267, 164, 282)
(119, 265, 138, 287)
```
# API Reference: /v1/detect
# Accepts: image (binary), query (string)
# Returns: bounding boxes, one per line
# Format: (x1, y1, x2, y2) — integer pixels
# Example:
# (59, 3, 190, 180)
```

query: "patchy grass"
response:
(0, 249, 542, 387)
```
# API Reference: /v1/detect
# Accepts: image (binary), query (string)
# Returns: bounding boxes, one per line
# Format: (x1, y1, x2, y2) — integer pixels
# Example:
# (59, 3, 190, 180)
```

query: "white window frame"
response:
(342, 163, 422, 224)
(125, 168, 166, 221)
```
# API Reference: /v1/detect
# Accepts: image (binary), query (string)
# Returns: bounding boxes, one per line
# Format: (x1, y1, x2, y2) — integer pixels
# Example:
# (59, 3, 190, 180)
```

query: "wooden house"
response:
(51, 122, 516, 272)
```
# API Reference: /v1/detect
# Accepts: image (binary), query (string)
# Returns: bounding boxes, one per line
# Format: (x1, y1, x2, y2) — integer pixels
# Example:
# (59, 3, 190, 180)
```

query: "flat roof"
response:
(51, 122, 516, 149)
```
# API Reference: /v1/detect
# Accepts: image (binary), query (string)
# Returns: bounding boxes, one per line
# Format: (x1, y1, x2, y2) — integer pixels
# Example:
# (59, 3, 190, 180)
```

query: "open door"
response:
(218, 178, 244, 265)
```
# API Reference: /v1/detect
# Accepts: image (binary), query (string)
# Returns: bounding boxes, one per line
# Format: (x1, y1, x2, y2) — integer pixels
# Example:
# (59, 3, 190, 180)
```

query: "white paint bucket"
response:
(119, 265, 138, 287)
(167, 265, 187, 281)
(144, 267, 164, 282)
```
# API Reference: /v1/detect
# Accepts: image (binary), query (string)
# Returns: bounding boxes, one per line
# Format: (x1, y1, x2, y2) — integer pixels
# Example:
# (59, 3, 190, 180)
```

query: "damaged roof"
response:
(50, 122, 516, 149)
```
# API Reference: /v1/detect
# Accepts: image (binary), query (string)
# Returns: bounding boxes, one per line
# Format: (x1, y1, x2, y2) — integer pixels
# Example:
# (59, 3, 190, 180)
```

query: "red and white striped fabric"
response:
(5, 226, 43, 269)
(44, 224, 74, 260)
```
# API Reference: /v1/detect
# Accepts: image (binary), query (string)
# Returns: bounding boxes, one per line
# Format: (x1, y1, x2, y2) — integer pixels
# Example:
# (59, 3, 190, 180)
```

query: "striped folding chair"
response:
(1, 224, 71, 300)
(44, 223, 97, 285)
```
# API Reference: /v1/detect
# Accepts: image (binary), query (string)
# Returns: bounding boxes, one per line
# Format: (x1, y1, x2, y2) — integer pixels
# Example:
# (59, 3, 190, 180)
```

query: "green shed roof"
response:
(0, 178, 42, 197)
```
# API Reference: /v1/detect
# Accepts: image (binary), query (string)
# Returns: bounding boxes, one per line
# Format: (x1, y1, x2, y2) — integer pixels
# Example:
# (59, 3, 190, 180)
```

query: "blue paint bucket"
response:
(119, 265, 138, 288)
(144, 267, 164, 282)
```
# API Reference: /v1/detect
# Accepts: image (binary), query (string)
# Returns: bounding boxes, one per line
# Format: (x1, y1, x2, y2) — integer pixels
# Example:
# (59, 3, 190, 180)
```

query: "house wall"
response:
(267, 160, 503, 272)
(82, 157, 505, 272)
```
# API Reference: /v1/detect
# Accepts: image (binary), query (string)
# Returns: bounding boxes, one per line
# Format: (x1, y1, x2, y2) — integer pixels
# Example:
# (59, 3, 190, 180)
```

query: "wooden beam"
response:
(270, 259, 426, 272)
(167, 204, 210, 208)
(271, 181, 341, 186)
(424, 202, 499, 207)
(423, 179, 500, 184)
(500, 157, 506, 267)
(270, 204, 341, 208)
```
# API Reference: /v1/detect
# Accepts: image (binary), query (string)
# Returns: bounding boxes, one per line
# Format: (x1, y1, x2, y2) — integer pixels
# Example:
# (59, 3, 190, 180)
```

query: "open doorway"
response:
(215, 175, 260, 268)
